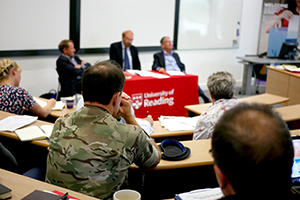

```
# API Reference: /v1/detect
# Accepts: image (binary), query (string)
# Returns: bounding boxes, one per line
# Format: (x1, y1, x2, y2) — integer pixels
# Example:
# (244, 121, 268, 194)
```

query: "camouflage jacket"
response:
(46, 105, 159, 200)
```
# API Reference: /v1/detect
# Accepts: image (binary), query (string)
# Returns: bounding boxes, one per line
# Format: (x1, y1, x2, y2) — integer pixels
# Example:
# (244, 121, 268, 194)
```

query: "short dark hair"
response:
(160, 36, 169, 45)
(82, 60, 125, 105)
(211, 103, 294, 193)
(58, 39, 72, 53)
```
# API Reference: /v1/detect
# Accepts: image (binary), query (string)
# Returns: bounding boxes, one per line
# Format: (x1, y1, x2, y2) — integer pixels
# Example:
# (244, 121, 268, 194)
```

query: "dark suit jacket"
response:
(152, 50, 185, 72)
(56, 55, 91, 97)
(109, 41, 141, 70)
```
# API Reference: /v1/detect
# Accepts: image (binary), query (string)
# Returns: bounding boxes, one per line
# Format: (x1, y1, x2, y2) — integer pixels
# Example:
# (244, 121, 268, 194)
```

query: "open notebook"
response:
(33, 97, 65, 111)
(15, 125, 53, 141)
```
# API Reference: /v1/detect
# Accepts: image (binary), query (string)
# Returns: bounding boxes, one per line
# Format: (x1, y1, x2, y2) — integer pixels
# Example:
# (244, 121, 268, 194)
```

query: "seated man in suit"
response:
(56, 39, 91, 97)
(211, 103, 297, 199)
(109, 30, 141, 71)
(152, 36, 210, 103)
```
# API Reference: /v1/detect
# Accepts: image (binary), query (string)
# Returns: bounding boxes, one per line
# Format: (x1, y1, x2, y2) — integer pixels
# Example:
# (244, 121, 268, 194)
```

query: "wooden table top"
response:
(130, 139, 213, 171)
(184, 93, 290, 116)
(0, 168, 98, 199)
(274, 104, 300, 122)
(35, 97, 77, 118)
(151, 121, 194, 138)
(0, 111, 50, 148)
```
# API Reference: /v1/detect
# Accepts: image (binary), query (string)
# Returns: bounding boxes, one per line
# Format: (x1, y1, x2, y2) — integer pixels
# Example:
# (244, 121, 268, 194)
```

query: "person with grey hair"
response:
(193, 71, 238, 140)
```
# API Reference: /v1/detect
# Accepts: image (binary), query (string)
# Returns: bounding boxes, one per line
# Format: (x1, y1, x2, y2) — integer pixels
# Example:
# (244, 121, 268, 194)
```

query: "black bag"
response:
(39, 89, 58, 100)
(159, 139, 191, 161)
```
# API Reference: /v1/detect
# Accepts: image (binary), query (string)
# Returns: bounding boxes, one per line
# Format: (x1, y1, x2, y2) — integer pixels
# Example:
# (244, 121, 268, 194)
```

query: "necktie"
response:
(124, 48, 130, 70)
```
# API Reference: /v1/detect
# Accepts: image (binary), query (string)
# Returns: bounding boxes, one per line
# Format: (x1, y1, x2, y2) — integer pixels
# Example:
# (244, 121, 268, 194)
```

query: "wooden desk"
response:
(236, 56, 300, 95)
(274, 104, 300, 123)
(290, 129, 300, 136)
(185, 93, 290, 117)
(151, 121, 194, 141)
(50, 106, 76, 118)
(0, 168, 98, 200)
(130, 139, 213, 171)
(0, 111, 50, 148)
(266, 67, 300, 106)
(35, 97, 77, 118)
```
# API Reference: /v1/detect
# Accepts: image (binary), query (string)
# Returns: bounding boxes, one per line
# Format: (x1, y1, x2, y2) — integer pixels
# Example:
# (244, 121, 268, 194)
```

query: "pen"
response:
(38, 125, 45, 133)
(146, 111, 149, 117)
(50, 93, 55, 99)
(60, 192, 69, 200)
(38, 126, 49, 142)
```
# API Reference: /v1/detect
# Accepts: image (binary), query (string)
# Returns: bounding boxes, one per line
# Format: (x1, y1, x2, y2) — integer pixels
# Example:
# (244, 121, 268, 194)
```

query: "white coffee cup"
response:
(65, 96, 75, 109)
(113, 189, 141, 200)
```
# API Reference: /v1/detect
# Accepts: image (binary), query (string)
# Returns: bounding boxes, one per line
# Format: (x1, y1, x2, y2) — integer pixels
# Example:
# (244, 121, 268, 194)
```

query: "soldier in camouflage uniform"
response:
(46, 60, 161, 200)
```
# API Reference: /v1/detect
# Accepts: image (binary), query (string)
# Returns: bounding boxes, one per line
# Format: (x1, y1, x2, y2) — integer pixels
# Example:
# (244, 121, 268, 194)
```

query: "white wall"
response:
(0, 0, 263, 97)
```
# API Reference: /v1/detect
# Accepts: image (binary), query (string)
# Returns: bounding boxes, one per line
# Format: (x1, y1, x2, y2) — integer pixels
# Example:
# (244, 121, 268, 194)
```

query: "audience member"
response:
(76, 94, 154, 136)
(211, 103, 297, 199)
(152, 36, 210, 103)
(109, 30, 141, 71)
(193, 71, 238, 140)
(0, 59, 55, 118)
(56, 39, 91, 97)
(46, 60, 160, 200)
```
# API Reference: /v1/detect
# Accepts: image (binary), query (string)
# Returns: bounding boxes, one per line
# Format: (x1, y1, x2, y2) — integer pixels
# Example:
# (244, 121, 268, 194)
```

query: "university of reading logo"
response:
(132, 89, 175, 109)
(132, 93, 143, 109)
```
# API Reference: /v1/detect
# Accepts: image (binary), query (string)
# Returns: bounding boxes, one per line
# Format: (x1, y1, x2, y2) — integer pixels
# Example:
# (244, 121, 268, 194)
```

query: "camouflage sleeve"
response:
(133, 130, 159, 169)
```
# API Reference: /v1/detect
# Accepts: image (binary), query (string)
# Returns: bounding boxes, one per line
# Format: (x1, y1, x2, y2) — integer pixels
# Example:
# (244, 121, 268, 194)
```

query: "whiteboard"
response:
(0, 0, 69, 51)
(80, 0, 175, 48)
(177, 0, 243, 50)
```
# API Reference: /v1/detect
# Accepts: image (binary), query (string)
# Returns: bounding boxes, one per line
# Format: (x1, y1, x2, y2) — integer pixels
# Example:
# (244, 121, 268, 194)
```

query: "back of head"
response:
(207, 71, 235, 100)
(211, 103, 293, 194)
(0, 59, 21, 81)
(58, 39, 72, 53)
(82, 60, 125, 105)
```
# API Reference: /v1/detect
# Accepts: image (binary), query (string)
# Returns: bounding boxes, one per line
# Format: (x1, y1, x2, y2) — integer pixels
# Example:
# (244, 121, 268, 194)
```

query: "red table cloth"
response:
(123, 71, 199, 120)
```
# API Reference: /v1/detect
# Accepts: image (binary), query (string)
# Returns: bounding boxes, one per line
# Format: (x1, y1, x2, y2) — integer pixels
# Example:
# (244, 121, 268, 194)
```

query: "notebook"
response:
(291, 136, 300, 193)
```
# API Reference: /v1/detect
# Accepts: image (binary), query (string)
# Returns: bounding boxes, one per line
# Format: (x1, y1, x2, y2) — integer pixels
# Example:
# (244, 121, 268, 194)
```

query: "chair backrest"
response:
(0, 142, 18, 173)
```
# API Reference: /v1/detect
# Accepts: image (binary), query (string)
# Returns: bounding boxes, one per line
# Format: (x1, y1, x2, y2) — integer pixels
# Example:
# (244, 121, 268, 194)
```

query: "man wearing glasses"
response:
(152, 36, 210, 103)
(109, 30, 141, 71)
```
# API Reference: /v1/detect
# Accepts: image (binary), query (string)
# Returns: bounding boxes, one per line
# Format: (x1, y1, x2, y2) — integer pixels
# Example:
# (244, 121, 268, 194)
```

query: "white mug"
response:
(113, 189, 141, 200)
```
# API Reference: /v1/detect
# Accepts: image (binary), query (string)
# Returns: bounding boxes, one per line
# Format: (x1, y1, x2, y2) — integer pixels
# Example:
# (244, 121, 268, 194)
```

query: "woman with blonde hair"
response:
(0, 58, 55, 117)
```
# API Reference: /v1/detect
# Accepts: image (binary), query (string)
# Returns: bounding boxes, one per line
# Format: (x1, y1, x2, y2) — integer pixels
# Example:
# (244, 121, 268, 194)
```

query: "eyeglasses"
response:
(125, 37, 133, 42)
(164, 40, 173, 44)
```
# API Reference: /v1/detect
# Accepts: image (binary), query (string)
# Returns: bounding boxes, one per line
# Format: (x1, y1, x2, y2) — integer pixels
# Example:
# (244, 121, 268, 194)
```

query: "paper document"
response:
(136, 118, 154, 136)
(167, 71, 185, 76)
(287, 15, 299, 39)
(282, 64, 300, 72)
(0, 115, 38, 132)
(288, 15, 299, 33)
(34, 97, 65, 110)
(126, 70, 140, 75)
(159, 116, 200, 131)
(15, 124, 54, 141)
(175, 187, 223, 200)
(135, 71, 170, 79)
